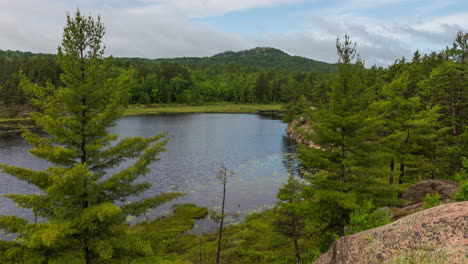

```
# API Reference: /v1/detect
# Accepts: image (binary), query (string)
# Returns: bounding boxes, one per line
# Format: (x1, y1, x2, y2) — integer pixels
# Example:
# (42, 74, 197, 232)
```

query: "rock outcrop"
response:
(286, 117, 319, 148)
(314, 202, 468, 264)
(402, 179, 460, 203)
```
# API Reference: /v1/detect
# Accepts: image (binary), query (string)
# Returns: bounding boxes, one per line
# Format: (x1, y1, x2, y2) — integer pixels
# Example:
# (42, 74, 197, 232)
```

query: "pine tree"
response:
(255, 73, 269, 103)
(299, 36, 396, 244)
(298, 36, 365, 239)
(420, 61, 467, 177)
(0, 10, 183, 263)
(368, 71, 438, 190)
(274, 174, 305, 264)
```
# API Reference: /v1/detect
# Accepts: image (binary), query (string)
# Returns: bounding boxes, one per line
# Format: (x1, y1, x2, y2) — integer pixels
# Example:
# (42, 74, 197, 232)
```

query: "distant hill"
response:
(163, 47, 337, 73)
(0, 47, 336, 73)
(0, 49, 55, 59)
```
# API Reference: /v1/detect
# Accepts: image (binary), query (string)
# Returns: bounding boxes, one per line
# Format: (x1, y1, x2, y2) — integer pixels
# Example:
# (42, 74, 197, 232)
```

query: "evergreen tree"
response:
(274, 174, 305, 264)
(299, 36, 396, 246)
(299, 36, 364, 239)
(255, 73, 269, 103)
(0, 10, 183, 263)
(420, 61, 467, 177)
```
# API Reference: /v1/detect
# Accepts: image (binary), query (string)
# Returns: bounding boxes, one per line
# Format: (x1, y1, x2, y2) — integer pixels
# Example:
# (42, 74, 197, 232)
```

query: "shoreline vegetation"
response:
(124, 103, 284, 115)
(0, 103, 284, 135)
(0, 103, 284, 122)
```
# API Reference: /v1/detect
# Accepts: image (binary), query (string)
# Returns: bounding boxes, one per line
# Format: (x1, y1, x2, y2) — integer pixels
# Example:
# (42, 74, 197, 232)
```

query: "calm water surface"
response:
(0, 113, 297, 232)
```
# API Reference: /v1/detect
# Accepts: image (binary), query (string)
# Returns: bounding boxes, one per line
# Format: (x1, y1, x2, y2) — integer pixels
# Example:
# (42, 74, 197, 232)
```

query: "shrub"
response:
(422, 192, 440, 209)
(453, 158, 468, 202)
(347, 200, 392, 234)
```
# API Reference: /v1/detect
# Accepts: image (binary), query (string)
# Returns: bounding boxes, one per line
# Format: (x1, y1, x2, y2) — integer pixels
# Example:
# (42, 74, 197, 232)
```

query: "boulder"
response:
(402, 179, 460, 203)
(314, 202, 468, 264)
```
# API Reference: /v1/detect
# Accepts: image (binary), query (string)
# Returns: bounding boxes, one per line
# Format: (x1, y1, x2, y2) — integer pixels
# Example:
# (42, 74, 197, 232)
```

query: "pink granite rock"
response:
(314, 202, 468, 264)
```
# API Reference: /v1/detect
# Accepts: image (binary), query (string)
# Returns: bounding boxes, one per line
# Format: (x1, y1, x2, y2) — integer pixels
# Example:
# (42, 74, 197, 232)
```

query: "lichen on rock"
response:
(314, 202, 468, 264)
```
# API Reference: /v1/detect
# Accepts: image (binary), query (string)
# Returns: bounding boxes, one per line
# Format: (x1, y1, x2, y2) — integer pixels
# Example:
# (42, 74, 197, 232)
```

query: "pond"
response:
(0, 113, 297, 233)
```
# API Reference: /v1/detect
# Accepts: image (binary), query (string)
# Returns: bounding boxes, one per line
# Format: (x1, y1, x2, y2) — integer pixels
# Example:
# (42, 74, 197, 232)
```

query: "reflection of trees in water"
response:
(281, 135, 306, 179)
(281, 135, 318, 180)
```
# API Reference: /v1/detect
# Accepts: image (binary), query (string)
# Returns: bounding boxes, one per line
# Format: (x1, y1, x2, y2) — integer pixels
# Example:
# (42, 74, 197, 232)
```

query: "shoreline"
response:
(0, 104, 285, 136)
(124, 103, 284, 116)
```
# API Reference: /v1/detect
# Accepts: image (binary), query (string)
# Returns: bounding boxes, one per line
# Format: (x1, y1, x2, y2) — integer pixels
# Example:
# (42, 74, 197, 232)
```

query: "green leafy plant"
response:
(453, 158, 468, 201)
(422, 192, 440, 209)
(347, 200, 393, 234)
(0, 10, 183, 263)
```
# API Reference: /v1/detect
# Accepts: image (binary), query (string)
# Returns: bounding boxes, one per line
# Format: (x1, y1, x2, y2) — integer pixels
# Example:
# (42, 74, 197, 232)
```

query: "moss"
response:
(172, 204, 208, 220)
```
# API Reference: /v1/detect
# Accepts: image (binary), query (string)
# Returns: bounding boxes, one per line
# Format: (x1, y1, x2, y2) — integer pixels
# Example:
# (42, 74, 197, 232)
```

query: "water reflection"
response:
(0, 113, 297, 233)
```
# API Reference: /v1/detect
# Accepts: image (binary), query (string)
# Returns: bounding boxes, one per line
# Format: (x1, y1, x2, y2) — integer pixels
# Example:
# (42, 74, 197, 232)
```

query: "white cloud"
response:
(0, 0, 466, 67)
(104, 14, 253, 58)
(126, 0, 305, 18)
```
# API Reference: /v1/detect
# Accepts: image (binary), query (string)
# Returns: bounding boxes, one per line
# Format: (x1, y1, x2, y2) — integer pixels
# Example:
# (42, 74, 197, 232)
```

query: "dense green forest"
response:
(0, 45, 335, 117)
(160, 47, 337, 73)
(0, 9, 467, 264)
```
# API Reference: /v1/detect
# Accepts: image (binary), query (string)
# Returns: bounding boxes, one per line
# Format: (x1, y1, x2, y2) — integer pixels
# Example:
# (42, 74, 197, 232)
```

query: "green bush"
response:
(453, 158, 468, 202)
(347, 200, 392, 234)
(453, 182, 468, 201)
(422, 192, 440, 209)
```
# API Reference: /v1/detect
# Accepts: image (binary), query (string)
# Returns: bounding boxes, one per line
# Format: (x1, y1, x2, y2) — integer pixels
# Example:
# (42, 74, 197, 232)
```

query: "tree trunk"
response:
(340, 128, 346, 184)
(292, 218, 301, 264)
(398, 163, 405, 198)
(84, 241, 93, 264)
(390, 158, 395, 184)
(216, 170, 227, 264)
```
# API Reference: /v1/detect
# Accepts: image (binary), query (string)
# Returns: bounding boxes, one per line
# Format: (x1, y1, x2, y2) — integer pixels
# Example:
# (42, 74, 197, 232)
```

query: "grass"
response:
(0, 103, 284, 124)
(124, 103, 284, 116)
(129, 204, 209, 264)
(133, 208, 321, 264)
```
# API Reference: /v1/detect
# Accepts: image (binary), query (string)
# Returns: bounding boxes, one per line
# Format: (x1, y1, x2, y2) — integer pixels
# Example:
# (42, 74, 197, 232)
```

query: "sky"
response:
(1, 0, 467, 66)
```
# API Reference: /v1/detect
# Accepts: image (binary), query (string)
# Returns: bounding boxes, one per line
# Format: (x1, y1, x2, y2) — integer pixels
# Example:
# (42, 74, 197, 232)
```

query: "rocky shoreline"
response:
(286, 116, 320, 149)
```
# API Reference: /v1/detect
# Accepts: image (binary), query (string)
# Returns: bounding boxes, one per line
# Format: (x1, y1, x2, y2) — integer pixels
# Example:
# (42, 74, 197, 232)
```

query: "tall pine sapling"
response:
(0, 10, 183, 264)
(274, 174, 305, 264)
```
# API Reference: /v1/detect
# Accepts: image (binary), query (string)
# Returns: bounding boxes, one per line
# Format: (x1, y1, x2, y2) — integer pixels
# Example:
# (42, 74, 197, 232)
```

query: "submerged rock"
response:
(314, 202, 468, 264)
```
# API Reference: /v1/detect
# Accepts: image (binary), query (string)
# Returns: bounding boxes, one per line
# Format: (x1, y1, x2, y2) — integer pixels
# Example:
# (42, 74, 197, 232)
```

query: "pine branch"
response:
(121, 192, 185, 216)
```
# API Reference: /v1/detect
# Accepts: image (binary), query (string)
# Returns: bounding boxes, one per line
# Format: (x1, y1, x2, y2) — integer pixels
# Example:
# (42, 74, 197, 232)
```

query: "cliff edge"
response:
(314, 201, 468, 264)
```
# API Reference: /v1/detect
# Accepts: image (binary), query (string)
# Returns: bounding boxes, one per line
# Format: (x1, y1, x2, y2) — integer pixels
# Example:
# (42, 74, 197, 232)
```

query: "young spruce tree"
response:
(0, 10, 183, 263)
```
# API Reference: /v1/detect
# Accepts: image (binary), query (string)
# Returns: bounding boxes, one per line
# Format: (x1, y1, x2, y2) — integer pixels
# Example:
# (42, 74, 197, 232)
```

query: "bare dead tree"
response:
(215, 167, 234, 264)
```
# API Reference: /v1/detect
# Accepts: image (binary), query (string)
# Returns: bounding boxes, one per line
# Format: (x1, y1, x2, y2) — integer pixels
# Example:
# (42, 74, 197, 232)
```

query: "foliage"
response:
(453, 158, 468, 201)
(0, 12, 466, 263)
(0, 10, 183, 263)
(130, 204, 208, 259)
(422, 192, 440, 209)
(0, 47, 336, 111)
(298, 36, 397, 248)
(347, 200, 392, 234)
(124, 103, 283, 115)
(165, 47, 337, 73)
(145, 209, 321, 264)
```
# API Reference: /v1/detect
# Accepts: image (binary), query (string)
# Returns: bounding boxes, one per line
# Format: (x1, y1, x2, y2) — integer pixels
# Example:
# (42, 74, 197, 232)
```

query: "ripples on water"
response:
(0, 113, 298, 233)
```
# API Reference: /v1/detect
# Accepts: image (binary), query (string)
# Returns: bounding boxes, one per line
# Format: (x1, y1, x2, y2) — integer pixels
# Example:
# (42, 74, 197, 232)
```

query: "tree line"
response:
(0, 47, 335, 117)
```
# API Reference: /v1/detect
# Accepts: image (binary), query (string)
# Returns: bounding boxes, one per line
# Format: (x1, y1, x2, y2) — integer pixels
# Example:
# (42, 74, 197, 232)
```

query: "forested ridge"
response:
(0, 9, 467, 264)
(0, 46, 334, 117)
(162, 47, 337, 73)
